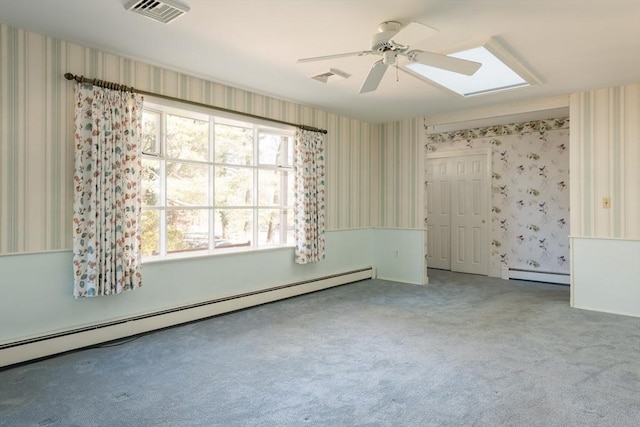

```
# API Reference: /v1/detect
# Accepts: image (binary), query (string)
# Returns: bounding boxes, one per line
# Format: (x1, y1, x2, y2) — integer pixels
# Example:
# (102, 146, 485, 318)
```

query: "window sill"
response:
(142, 244, 295, 265)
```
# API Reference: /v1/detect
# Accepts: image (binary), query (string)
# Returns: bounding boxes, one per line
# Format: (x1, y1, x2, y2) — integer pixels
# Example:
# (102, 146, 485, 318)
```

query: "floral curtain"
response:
(72, 83, 144, 297)
(293, 128, 326, 264)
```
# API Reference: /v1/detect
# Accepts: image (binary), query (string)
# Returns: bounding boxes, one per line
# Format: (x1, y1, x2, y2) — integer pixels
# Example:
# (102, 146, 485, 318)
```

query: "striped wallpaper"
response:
(377, 118, 425, 229)
(569, 84, 640, 239)
(0, 24, 424, 254)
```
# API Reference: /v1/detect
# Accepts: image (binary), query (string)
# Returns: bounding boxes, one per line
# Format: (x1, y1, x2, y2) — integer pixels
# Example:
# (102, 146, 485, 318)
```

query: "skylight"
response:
(406, 39, 539, 97)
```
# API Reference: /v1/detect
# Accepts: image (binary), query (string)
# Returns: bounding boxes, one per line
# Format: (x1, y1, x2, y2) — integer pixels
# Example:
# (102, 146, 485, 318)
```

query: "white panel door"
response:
(426, 158, 451, 270)
(450, 155, 488, 275)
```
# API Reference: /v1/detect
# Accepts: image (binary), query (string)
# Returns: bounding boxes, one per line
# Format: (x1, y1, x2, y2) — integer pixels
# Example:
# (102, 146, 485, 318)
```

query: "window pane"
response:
(140, 103, 295, 261)
(258, 133, 280, 165)
(166, 114, 209, 161)
(141, 158, 160, 207)
(258, 209, 281, 245)
(215, 124, 253, 165)
(285, 136, 293, 166)
(141, 210, 160, 256)
(166, 209, 209, 253)
(286, 209, 294, 244)
(215, 209, 252, 249)
(286, 171, 294, 207)
(215, 167, 252, 206)
(259, 134, 293, 166)
(166, 162, 209, 207)
(258, 169, 281, 206)
(142, 111, 160, 154)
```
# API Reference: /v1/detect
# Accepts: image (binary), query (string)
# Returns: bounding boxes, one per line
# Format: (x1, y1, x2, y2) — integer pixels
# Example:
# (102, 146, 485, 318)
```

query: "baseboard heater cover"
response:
(501, 267, 570, 285)
(0, 267, 373, 368)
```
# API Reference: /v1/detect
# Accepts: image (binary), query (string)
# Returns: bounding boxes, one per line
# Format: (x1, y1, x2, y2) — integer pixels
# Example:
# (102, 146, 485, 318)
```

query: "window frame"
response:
(140, 97, 296, 262)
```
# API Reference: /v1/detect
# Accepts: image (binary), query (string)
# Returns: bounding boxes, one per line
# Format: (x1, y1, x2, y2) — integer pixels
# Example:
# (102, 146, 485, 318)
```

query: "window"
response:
(405, 38, 540, 97)
(141, 100, 295, 260)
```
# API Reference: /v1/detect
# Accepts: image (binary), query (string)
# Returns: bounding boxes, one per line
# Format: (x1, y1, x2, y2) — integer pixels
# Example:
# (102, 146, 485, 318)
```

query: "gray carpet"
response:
(1, 269, 639, 426)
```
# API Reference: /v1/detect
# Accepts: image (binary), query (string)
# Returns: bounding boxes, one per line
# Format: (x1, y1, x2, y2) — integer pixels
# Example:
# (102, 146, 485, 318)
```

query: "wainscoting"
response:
(570, 236, 640, 317)
(0, 228, 427, 366)
(0, 267, 373, 367)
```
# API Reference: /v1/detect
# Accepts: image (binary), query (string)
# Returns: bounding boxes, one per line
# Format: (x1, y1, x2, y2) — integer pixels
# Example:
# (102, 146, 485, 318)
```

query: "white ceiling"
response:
(1, 0, 639, 123)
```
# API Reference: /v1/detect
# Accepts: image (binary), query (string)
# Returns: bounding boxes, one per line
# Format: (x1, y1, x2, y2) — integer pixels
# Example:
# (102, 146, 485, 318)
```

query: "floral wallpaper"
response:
(425, 118, 570, 277)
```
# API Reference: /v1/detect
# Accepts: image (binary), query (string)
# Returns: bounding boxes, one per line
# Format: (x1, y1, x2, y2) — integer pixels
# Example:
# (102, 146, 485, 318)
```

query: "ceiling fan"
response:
(297, 21, 482, 93)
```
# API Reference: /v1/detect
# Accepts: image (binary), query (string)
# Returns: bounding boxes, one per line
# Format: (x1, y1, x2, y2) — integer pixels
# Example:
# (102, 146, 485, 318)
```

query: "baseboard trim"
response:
(571, 303, 639, 318)
(503, 267, 570, 285)
(0, 267, 373, 367)
(376, 275, 426, 286)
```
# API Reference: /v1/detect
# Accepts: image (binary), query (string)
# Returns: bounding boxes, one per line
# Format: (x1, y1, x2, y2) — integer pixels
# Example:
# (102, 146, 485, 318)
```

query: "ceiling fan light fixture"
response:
(382, 50, 397, 65)
(296, 19, 485, 94)
(377, 21, 402, 34)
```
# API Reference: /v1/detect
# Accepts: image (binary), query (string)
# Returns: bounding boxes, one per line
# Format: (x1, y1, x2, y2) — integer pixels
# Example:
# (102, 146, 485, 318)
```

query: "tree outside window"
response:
(140, 102, 294, 259)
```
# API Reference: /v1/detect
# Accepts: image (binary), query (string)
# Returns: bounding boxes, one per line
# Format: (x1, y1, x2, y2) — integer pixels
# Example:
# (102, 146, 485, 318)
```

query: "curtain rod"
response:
(63, 73, 328, 135)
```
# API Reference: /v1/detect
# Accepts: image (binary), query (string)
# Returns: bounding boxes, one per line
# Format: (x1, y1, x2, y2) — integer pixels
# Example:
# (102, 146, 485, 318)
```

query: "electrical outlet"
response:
(602, 197, 611, 209)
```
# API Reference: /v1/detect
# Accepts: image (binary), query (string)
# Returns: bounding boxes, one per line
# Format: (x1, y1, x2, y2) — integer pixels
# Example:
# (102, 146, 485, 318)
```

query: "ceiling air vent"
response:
(311, 68, 351, 84)
(125, 0, 189, 24)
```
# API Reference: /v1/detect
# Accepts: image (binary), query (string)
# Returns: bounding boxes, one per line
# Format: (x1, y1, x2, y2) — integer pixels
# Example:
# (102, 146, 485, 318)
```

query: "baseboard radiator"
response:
(0, 267, 374, 368)
(501, 267, 570, 285)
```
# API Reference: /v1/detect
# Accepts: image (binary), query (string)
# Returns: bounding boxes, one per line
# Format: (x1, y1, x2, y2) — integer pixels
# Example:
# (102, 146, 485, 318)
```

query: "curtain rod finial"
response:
(64, 73, 84, 83)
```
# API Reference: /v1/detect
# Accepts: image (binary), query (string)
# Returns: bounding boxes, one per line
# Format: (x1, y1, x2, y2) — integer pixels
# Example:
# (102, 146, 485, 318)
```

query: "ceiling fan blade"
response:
(359, 60, 388, 94)
(297, 51, 371, 63)
(392, 22, 438, 47)
(409, 51, 482, 76)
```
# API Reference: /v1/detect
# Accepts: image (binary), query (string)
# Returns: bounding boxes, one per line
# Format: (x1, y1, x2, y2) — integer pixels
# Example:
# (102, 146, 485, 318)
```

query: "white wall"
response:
(571, 237, 640, 317)
(375, 119, 428, 282)
(0, 230, 374, 343)
(0, 226, 431, 344)
(569, 83, 640, 316)
(372, 228, 426, 285)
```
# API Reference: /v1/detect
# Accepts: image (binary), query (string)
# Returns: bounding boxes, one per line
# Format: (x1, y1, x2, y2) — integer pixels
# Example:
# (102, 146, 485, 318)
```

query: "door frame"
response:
(426, 147, 492, 275)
